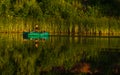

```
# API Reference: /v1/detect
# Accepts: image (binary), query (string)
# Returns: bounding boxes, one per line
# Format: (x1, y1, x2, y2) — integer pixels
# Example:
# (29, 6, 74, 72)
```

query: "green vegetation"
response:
(0, 0, 120, 35)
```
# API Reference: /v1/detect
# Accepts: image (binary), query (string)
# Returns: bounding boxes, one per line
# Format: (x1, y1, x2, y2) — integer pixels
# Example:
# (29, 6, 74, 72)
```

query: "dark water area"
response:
(0, 33, 120, 75)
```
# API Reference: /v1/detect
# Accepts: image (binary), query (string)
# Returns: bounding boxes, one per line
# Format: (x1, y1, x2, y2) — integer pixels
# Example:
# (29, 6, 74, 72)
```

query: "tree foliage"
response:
(0, 0, 120, 18)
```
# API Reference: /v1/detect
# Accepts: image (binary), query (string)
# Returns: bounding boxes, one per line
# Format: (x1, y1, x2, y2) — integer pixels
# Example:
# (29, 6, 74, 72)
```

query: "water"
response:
(0, 33, 120, 75)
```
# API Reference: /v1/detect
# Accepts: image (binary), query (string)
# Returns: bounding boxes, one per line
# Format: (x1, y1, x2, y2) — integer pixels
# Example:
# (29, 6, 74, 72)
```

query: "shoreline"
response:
(0, 31, 120, 37)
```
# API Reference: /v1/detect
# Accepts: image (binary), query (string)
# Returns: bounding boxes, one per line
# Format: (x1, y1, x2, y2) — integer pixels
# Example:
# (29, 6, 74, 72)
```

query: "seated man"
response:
(35, 24, 39, 32)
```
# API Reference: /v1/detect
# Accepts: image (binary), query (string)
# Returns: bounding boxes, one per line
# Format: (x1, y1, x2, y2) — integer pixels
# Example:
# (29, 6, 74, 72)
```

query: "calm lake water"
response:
(0, 33, 120, 75)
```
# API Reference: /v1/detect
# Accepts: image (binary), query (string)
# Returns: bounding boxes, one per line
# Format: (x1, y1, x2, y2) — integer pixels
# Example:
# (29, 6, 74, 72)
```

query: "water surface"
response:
(0, 33, 120, 75)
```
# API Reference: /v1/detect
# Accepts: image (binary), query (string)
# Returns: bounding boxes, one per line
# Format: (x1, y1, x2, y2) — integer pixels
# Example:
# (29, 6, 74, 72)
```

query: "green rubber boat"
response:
(23, 32, 49, 39)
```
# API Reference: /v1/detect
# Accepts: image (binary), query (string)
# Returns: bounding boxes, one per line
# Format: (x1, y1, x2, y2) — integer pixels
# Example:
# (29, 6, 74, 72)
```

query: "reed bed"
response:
(0, 16, 120, 36)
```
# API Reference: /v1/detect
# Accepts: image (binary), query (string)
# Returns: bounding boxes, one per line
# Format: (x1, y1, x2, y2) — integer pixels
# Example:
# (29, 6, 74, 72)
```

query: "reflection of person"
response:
(35, 24, 39, 32)
(35, 39, 39, 48)
(34, 39, 46, 48)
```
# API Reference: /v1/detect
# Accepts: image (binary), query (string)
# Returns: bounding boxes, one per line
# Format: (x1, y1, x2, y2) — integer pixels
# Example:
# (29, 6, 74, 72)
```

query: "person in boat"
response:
(35, 24, 39, 32)
(34, 24, 46, 33)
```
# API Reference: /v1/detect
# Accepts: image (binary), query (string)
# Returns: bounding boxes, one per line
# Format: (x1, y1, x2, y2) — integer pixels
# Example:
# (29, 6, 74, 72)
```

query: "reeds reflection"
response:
(0, 33, 120, 75)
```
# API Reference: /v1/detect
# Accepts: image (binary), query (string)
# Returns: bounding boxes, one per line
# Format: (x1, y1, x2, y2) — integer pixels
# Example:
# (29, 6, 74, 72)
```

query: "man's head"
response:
(35, 24, 38, 27)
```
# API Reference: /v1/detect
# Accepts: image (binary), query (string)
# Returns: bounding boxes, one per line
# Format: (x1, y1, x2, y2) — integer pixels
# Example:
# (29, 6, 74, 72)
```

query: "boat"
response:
(23, 32, 49, 39)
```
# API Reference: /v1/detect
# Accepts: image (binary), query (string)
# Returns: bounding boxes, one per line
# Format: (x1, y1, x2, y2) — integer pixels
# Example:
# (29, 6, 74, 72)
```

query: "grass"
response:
(1, 16, 120, 36)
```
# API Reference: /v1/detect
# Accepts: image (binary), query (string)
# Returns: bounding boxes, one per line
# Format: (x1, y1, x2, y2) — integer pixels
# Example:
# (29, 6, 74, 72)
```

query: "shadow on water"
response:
(0, 33, 120, 75)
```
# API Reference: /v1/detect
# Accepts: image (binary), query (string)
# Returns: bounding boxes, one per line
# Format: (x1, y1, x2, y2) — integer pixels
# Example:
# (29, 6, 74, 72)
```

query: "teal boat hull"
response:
(23, 32, 49, 39)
